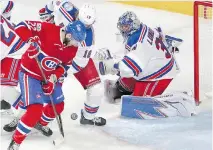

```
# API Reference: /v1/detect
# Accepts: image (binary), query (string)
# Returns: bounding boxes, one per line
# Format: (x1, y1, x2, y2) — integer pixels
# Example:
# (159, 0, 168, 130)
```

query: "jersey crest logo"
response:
(41, 57, 61, 71)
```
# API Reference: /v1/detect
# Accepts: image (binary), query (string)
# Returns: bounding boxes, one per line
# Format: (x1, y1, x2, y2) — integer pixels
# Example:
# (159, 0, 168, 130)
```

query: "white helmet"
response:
(78, 3, 96, 27)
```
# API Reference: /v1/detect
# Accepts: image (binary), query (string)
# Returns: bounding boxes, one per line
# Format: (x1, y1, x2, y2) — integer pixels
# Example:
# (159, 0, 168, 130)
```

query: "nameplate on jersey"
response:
(121, 95, 168, 119)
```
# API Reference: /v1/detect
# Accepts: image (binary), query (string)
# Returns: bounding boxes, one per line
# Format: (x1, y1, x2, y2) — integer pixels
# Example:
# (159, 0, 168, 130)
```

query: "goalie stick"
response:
(35, 57, 65, 146)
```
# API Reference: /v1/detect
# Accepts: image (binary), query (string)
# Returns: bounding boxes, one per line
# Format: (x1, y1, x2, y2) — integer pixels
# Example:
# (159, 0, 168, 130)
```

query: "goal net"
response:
(194, 1, 212, 104)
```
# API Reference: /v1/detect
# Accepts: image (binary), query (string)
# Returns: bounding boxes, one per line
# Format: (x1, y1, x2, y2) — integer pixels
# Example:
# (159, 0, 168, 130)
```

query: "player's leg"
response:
(104, 77, 136, 103)
(8, 72, 44, 149)
(3, 95, 26, 132)
(133, 79, 173, 96)
(35, 83, 65, 137)
(74, 58, 106, 126)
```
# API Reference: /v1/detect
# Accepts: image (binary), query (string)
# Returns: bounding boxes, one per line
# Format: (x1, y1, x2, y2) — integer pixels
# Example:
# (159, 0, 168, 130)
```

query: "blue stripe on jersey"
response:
(122, 59, 137, 76)
(15, 21, 28, 29)
(139, 58, 174, 80)
(12, 95, 22, 108)
(122, 56, 142, 76)
(45, 5, 53, 14)
(9, 38, 23, 54)
(71, 61, 81, 71)
(125, 56, 142, 72)
(59, 7, 73, 22)
(139, 25, 148, 43)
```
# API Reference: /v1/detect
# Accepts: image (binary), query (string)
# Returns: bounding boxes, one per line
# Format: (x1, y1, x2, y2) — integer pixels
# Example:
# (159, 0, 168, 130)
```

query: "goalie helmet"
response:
(78, 3, 96, 28)
(117, 11, 140, 39)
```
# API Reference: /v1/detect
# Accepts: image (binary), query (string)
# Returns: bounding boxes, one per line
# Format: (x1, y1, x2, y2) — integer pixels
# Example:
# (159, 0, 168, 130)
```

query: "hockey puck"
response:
(71, 113, 78, 120)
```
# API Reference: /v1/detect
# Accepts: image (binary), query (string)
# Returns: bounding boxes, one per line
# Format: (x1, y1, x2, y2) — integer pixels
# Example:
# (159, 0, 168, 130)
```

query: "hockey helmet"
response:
(78, 3, 96, 28)
(117, 11, 140, 38)
(65, 20, 86, 43)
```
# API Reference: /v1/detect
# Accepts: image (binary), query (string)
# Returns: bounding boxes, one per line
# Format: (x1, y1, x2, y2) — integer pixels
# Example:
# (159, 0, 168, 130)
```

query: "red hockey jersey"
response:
(15, 21, 78, 80)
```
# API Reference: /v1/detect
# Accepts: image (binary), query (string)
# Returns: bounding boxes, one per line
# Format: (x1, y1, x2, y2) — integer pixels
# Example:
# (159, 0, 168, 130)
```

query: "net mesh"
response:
(197, 3, 212, 99)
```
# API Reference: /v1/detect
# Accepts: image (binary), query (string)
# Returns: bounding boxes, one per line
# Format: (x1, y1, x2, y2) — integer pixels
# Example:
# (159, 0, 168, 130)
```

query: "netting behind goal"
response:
(194, 1, 212, 104)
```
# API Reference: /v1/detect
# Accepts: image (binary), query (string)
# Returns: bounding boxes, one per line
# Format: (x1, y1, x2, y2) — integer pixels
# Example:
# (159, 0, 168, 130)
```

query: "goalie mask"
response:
(117, 11, 140, 39)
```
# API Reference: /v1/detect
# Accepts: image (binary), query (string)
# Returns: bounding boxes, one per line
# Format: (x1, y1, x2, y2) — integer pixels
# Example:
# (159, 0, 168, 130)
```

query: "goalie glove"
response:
(39, 8, 54, 24)
(99, 59, 119, 75)
(94, 48, 113, 61)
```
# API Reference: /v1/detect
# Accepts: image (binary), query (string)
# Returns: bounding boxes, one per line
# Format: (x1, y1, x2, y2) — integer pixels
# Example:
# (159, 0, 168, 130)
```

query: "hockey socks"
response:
(39, 102, 64, 126)
(13, 104, 43, 144)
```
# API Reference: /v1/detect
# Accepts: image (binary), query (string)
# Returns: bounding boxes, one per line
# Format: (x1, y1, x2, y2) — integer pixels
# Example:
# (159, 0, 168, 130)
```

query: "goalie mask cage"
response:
(194, 1, 212, 104)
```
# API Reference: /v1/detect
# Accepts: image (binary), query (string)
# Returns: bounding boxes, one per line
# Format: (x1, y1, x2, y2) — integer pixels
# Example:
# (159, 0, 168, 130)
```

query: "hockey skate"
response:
(80, 110, 106, 126)
(8, 140, 20, 150)
(3, 118, 19, 132)
(1, 100, 11, 110)
(0, 100, 13, 115)
(34, 122, 53, 137)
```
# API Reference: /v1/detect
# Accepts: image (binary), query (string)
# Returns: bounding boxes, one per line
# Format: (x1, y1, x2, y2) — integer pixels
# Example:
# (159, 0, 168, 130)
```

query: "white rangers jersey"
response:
(117, 24, 180, 81)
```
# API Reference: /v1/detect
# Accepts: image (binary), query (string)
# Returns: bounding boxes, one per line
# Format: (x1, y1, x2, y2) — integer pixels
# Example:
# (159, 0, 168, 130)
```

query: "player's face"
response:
(118, 24, 131, 34)
(63, 33, 78, 47)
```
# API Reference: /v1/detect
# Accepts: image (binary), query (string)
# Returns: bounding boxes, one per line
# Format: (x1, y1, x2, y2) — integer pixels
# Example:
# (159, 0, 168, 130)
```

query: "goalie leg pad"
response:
(121, 92, 196, 119)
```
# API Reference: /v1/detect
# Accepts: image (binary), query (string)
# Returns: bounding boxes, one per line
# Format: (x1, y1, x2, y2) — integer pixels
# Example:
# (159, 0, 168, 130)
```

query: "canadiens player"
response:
(3, 1, 106, 137)
(98, 11, 196, 118)
(7, 20, 87, 150)
(39, 1, 107, 126)
(0, 1, 27, 115)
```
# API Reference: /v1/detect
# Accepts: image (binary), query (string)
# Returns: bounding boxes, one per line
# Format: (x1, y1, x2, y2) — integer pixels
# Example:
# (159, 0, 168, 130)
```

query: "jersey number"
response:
(83, 50, 92, 58)
(1, 24, 16, 47)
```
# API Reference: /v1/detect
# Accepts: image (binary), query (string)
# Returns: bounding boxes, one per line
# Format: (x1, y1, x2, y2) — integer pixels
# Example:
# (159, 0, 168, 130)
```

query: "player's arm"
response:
(14, 21, 47, 58)
(57, 1, 78, 23)
(67, 45, 92, 74)
(99, 35, 143, 77)
(39, 1, 55, 23)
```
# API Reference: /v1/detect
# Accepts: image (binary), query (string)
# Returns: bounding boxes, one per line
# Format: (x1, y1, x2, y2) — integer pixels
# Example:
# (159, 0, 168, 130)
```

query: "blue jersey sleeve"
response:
(125, 24, 147, 51)
(80, 27, 95, 47)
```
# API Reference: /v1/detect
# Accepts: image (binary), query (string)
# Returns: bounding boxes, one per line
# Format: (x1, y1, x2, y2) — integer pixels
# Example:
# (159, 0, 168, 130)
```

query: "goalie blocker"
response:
(121, 92, 197, 119)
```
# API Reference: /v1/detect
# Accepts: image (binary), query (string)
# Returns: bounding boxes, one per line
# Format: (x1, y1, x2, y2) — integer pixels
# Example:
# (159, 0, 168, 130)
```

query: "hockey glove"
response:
(99, 59, 118, 75)
(94, 48, 113, 61)
(27, 36, 41, 59)
(42, 65, 66, 95)
(42, 74, 57, 95)
(39, 8, 54, 24)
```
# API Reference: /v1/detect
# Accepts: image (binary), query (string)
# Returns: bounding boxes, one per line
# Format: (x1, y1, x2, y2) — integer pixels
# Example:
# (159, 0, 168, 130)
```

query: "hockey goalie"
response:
(96, 11, 197, 119)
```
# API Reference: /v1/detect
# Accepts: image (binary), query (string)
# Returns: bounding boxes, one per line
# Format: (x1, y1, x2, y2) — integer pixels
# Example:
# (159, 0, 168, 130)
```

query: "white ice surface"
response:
(1, 1, 212, 150)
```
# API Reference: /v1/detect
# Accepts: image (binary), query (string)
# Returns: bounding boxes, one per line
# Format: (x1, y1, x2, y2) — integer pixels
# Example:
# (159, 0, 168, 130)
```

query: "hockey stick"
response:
(35, 57, 65, 145)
